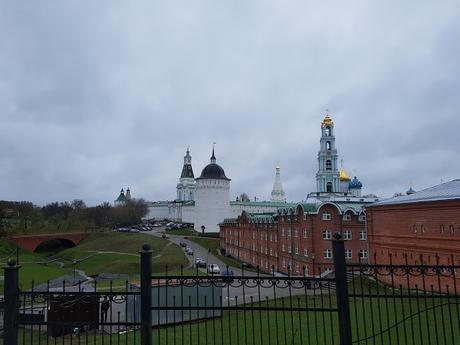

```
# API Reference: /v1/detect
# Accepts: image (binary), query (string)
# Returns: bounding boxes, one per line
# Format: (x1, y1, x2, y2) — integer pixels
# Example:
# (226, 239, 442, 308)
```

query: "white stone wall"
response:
(194, 179, 230, 232)
(230, 204, 280, 218)
(182, 205, 195, 224)
(147, 203, 170, 220)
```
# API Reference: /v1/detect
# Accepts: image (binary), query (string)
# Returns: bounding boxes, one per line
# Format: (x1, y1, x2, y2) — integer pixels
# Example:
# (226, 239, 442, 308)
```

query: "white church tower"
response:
(176, 147, 196, 201)
(316, 113, 340, 193)
(270, 164, 286, 202)
(194, 146, 231, 233)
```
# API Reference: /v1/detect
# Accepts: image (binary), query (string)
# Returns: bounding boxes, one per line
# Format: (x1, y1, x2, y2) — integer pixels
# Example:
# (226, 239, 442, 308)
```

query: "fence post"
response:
(140, 244, 152, 345)
(332, 232, 352, 345)
(3, 259, 20, 345)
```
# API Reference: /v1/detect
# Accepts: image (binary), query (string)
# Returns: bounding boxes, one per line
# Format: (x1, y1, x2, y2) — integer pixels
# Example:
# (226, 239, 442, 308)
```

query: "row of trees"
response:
(0, 199, 149, 235)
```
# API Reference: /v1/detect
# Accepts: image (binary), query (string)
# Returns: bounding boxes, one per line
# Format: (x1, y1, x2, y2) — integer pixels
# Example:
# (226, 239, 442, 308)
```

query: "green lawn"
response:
(186, 237, 256, 271)
(5, 291, 459, 345)
(187, 237, 220, 254)
(165, 227, 197, 236)
(1, 232, 188, 290)
(53, 232, 189, 276)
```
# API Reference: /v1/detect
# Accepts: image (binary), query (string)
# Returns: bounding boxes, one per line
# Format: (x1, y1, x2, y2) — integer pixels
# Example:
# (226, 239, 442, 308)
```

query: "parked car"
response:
(179, 242, 187, 247)
(208, 264, 220, 274)
(195, 258, 206, 268)
(186, 247, 194, 256)
(161, 234, 169, 239)
(222, 267, 234, 277)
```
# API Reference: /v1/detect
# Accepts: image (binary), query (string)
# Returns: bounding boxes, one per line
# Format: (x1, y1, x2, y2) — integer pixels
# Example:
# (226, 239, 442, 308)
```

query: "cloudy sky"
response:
(1, 1, 459, 206)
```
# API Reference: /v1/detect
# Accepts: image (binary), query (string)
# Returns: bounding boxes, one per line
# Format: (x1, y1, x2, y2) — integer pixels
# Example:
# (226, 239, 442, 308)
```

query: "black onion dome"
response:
(196, 163, 230, 180)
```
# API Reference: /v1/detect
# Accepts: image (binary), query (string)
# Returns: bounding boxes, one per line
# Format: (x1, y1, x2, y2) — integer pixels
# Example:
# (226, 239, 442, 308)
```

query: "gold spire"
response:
(321, 113, 334, 128)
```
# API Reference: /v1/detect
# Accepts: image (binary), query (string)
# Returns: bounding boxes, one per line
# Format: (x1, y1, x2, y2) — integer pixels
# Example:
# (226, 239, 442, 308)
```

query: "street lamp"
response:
(72, 259, 78, 284)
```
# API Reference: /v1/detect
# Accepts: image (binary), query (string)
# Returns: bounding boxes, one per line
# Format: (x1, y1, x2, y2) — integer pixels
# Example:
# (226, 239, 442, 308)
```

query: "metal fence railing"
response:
(2, 234, 459, 345)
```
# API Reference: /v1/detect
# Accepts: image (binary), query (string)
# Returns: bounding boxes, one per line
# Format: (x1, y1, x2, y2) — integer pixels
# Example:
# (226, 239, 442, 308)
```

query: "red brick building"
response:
(220, 200, 371, 276)
(367, 179, 460, 290)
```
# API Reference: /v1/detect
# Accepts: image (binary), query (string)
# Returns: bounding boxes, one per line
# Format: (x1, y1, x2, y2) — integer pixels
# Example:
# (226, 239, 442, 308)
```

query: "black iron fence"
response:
(2, 235, 459, 345)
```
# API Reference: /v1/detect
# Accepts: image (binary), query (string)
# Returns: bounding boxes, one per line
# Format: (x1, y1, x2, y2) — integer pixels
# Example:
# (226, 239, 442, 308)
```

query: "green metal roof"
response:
(247, 213, 275, 223)
(115, 193, 127, 202)
(333, 201, 368, 214)
(222, 218, 238, 224)
(300, 203, 319, 212)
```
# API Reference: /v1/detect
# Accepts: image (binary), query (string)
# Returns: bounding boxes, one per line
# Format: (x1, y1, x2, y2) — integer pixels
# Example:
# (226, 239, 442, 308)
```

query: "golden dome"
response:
(321, 113, 334, 128)
(339, 168, 351, 181)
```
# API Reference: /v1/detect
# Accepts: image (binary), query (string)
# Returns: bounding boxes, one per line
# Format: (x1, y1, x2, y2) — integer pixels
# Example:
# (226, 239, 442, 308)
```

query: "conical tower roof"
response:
(270, 164, 286, 202)
(180, 147, 194, 178)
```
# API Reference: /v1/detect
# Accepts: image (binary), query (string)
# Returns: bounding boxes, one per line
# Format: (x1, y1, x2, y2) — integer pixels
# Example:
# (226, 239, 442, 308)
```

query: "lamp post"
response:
(72, 259, 77, 284)
(311, 254, 316, 277)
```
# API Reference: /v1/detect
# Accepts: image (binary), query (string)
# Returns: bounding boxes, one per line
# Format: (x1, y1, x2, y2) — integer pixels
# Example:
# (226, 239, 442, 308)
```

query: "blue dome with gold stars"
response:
(349, 176, 363, 189)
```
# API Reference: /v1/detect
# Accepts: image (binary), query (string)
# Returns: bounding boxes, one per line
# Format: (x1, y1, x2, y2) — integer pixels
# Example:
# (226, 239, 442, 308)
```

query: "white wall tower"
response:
(194, 147, 231, 233)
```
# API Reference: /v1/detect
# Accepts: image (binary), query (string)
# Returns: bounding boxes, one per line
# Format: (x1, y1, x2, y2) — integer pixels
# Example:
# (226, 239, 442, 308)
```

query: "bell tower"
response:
(176, 147, 196, 201)
(316, 113, 340, 193)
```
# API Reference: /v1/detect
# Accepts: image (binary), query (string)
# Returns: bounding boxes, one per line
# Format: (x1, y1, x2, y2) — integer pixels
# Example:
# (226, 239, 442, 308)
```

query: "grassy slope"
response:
(186, 236, 253, 270)
(187, 237, 220, 253)
(55, 232, 188, 276)
(1, 239, 71, 290)
(1, 232, 188, 289)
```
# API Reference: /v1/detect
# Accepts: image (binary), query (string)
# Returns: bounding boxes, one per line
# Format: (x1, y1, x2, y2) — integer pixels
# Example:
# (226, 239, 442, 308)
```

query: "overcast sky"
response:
(1, 1, 459, 206)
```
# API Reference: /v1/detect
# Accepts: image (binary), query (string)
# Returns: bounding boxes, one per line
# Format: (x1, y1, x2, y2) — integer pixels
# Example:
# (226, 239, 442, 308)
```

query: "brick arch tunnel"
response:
(8, 233, 89, 252)
(34, 238, 77, 252)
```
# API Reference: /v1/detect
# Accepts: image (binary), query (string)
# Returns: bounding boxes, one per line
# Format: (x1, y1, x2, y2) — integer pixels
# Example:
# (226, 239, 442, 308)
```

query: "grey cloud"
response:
(0, 1, 459, 205)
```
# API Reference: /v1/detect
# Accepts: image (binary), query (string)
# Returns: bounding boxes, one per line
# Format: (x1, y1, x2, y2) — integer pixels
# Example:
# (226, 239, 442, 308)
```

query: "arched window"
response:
(326, 182, 333, 192)
(325, 126, 331, 136)
(326, 160, 332, 171)
(326, 141, 331, 150)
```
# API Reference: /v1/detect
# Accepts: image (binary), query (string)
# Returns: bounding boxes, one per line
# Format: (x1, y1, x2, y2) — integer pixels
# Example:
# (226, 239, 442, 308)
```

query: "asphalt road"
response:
(145, 228, 323, 305)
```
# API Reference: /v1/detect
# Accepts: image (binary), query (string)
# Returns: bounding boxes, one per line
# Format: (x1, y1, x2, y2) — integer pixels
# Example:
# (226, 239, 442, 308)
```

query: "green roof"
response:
(115, 193, 127, 202)
(248, 213, 275, 223)
(222, 218, 238, 224)
(300, 203, 319, 212)
(333, 201, 368, 214)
